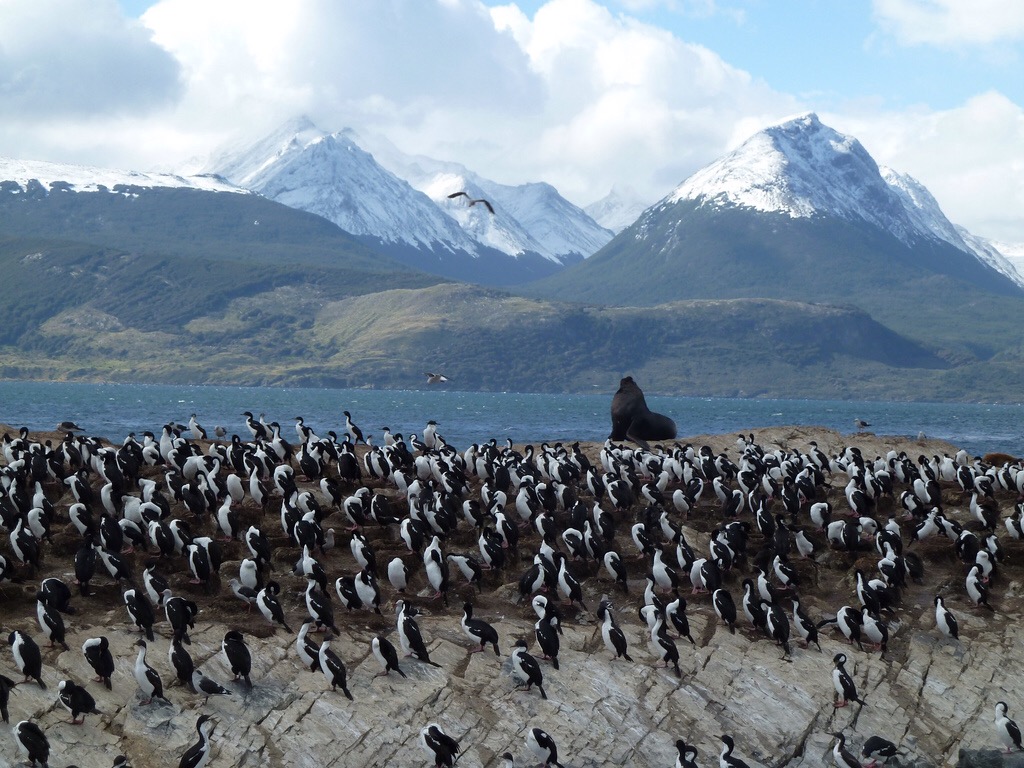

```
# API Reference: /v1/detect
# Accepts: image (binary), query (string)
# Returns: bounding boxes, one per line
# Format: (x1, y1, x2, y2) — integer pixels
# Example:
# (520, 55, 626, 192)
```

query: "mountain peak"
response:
(667, 113, 890, 224)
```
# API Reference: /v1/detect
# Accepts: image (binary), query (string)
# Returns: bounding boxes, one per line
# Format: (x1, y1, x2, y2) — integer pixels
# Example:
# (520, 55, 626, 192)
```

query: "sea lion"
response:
(609, 376, 677, 449)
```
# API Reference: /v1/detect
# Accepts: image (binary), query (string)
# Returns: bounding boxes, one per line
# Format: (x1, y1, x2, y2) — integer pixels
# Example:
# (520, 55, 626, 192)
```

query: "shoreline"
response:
(0, 422, 1020, 767)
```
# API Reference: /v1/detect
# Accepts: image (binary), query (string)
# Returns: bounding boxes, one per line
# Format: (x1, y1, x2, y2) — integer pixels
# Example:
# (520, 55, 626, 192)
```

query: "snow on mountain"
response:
(667, 113, 921, 237)
(585, 185, 653, 233)
(990, 239, 1024, 280)
(209, 122, 475, 253)
(360, 135, 612, 263)
(953, 230, 1024, 290)
(0, 156, 245, 194)
(208, 116, 327, 189)
(662, 112, 1021, 285)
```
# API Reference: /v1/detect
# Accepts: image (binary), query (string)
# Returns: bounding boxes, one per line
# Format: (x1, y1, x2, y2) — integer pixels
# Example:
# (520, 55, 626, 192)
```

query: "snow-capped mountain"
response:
(882, 167, 1024, 290)
(984, 238, 1024, 283)
(0, 156, 245, 195)
(208, 118, 475, 254)
(660, 112, 1022, 286)
(584, 185, 653, 233)
(206, 118, 610, 284)
(363, 136, 612, 262)
(529, 112, 1024, 319)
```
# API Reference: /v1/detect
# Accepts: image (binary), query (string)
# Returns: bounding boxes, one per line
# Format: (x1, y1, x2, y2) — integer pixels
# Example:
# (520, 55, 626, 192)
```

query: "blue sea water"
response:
(1, 381, 1022, 459)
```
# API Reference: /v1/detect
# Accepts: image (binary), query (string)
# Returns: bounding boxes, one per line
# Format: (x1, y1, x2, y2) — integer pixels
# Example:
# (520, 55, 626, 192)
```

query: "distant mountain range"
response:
(204, 117, 613, 286)
(1, 112, 1023, 401)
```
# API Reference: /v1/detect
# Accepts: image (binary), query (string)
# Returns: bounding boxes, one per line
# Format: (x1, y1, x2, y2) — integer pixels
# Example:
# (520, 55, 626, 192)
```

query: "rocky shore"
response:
(1, 422, 1022, 768)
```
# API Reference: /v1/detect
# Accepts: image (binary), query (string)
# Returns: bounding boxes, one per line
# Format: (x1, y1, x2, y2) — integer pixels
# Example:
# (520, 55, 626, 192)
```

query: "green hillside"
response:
(523, 204, 1024, 362)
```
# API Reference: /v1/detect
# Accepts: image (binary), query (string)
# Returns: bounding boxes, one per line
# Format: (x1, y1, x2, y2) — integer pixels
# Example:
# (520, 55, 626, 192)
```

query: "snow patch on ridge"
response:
(0, 156, 245, 195)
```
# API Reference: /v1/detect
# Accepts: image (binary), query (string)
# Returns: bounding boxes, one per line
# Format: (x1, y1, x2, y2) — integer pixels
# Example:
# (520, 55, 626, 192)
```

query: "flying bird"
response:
(447, 191, 495, 214)
(425, 372, 450, 385)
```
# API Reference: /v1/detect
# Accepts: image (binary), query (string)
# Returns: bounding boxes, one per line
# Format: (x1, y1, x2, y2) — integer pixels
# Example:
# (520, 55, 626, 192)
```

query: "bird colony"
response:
(0, 415, 1023, 767)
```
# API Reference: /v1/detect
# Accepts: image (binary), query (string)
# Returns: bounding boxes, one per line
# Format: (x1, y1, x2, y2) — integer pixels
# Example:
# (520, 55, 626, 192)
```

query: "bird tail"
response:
(623, 653, 634, 662)
(343, 687, 354, 701)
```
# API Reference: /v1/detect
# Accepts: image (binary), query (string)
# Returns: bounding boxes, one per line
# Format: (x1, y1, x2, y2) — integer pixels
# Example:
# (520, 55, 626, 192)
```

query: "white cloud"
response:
(0, 0, 180, 116)
(0, 0, 1020, 244)
(872, 0, 1024, 46)
(828, 91, 1024, 242)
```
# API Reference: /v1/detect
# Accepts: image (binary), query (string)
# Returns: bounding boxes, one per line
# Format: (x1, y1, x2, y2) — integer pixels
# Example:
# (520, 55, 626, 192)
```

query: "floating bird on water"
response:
(57, 421, 84, 433)
(447, 191, 495, 214)
(855, 418, 871, 431)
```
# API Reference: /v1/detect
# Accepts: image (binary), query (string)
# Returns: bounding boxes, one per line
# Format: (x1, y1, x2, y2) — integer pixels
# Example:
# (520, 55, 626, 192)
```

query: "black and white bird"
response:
(178, 714, 215, 768)
(57, 679, 100, 724)
(170, 639, 195, 688)
(397, 600, 440, 667)
(9, 630, 45, 689)
(257, 581, 293, 634)
(718, 735, 751, 768)
(526, 727, 564, 767)
(712, 588, 738, 635)
(82, 637, 114, 690)
(934, 595, 959, 641)
(995, 700, 1023, 753)
(133, 640, 167, 705)
(164, 590, 199, 645)
(222, 630, 252, 687)
(295, 619, 321, 672)
(461, 602, 500, 655)
(861, 735, 899, 767)
(534, 614, 560, 670)
(832, 652, 866, 708)
(0, 673, 15, 724)
(831, 733, 862, 768)
(510, 639, 546, 699)
(318, 637, 353, 700)
(36, 594, 69, 651)
(342, 410, 365, 445)
(123, 588, 156, 642)
(370, 635, 407, 678)
(420, 723, 461, 768)
(387, 557, 411, 593)
(191, 669, 232, 700)
(597, 599, 633, 661)
(14, 720, 50, 768)
(675, 739, 699, 768)
(675, 741, 700, 768)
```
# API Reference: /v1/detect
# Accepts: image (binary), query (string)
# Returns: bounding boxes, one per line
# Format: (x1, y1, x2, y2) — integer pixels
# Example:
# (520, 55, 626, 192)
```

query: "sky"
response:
(1, 0, 1022, 242)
